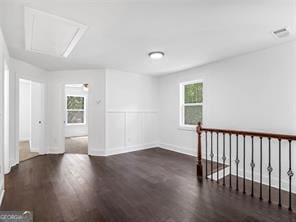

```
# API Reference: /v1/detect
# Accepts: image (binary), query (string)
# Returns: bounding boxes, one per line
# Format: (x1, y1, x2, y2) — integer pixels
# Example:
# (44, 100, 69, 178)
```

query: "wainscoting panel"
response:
(143, 113, 158, 145)
(126, 113, 142, 147)
(106, 110, 158, 155)
(106, 112, 125, 149)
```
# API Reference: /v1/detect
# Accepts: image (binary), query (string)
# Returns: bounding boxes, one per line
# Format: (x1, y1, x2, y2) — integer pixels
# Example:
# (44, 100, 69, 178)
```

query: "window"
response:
(66, 96, 86, 124)
(180, 80, 203, 127)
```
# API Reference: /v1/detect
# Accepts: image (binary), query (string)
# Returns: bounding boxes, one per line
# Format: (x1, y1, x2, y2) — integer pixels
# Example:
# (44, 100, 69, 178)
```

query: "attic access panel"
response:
(24, 7, 87, 58)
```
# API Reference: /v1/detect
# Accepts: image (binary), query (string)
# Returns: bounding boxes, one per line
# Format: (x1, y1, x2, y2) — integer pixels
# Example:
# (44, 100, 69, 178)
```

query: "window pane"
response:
(67, 96, 84, 109)
(184, 105, 202, 125)
(184, 82, 203, 104)
(67, 111, 84, 124)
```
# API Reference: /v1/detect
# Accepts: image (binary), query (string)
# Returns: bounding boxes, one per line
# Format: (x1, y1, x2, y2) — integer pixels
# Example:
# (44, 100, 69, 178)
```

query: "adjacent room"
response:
(0, 0, 295, 221)
(64, 84, 89, 154)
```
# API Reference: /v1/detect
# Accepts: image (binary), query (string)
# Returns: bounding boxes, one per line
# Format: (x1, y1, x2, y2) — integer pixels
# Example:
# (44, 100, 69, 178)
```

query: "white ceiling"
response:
(0, 0, 295, 75)
(24, 7, 88, 58)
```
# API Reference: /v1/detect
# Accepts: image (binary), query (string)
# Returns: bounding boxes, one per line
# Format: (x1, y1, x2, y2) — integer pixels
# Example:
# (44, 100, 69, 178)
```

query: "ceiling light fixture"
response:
(148, 51, 165, 60)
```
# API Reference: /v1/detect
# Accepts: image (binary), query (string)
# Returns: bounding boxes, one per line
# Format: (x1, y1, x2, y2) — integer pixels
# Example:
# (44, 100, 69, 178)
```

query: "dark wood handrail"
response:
(199, 126, 296, 141)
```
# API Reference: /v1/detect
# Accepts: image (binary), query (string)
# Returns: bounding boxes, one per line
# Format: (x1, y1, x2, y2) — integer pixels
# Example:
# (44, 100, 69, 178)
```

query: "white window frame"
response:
(66, 95, 86, 126)
(179, 80, 203, 129)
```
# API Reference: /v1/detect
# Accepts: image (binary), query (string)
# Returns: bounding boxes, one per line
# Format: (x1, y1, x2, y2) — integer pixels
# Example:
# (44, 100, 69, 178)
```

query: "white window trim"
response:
(66, 95, 86, 126)
(179, 80, 203, 129)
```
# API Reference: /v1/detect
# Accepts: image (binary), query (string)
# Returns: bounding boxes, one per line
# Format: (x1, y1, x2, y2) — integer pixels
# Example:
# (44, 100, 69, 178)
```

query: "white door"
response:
(30, 81, 45, 154)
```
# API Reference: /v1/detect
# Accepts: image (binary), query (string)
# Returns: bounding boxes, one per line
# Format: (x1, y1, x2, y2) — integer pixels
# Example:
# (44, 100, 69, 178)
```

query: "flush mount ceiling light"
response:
(148, 51, 165, 60)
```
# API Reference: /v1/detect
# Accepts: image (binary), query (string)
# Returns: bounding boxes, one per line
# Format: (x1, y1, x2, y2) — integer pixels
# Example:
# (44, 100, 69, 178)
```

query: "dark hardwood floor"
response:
(1, 148, 295, 222)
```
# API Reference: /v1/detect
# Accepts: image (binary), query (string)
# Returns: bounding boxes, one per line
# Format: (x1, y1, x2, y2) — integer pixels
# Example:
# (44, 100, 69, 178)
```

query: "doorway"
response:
(64, 84, 89, 154)
(19, 79, 45, 161)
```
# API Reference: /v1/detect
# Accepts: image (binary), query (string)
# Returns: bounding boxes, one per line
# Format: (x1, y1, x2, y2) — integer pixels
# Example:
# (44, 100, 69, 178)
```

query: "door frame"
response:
(17, 78, 46, 163)
(3, 60, 9, 174)
(62, 83, 89, 154)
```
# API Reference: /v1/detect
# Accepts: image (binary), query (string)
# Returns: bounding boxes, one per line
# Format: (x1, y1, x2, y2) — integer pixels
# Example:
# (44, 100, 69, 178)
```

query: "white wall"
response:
(38, 69, 159, 156)
(0, 32, 18, 176)
(47, 70, 105, 155)
(64, 85, 88, 137)
(14, 66, 159, 157)
(30, 81, 45, 153)
(158, 41, 296, 192)
(0, 27, 12, 201)
(19, 79, 31, 142)
(13, 58, 48, 158)
(105, 69, 159, 155)
(106, 69, 159, 110)
(12, 59, 49, 82)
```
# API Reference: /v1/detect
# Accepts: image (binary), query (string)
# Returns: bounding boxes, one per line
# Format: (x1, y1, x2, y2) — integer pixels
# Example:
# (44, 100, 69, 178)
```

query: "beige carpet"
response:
(65, 136, 88, 154)
(19, 141, 39, 161)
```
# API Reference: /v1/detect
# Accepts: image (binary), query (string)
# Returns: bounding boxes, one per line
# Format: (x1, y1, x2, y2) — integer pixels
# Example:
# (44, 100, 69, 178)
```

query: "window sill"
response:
(178, 126, 196, 131)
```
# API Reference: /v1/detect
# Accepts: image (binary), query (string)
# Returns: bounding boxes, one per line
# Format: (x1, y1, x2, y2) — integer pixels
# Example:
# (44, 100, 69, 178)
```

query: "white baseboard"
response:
(208, 166, 296, 194)
(47, 147, 64, 154)
(210, 167, 230, 181)
(47, 151, 64, 154)
(88, 144, 158, 157)
(105, 144, 157, 156)
(88, 149, 105, 156)
(237, 168, 296, 193)
(30, 147, 39, 152)
(158, 143, 296, 194)
(65, 135, 88, 138)
(158, 143, 196, 156)
(4, 167, 10, 175)
(0, 189, 5, 206)
(9, 158, 17, 168)
(203, 151, 296, 193)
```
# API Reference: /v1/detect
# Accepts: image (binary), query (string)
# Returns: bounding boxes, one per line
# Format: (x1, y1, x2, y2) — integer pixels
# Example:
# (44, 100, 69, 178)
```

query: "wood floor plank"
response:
(1, 148, 295, 222)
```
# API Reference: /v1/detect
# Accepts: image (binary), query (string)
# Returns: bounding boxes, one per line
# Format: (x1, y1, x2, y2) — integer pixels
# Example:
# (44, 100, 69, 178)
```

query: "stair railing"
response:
(196, 122, 295, 211)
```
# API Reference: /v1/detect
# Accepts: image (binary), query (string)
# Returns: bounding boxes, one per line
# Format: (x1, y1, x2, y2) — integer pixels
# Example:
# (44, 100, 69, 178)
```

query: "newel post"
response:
(196, 122, 203, 181)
